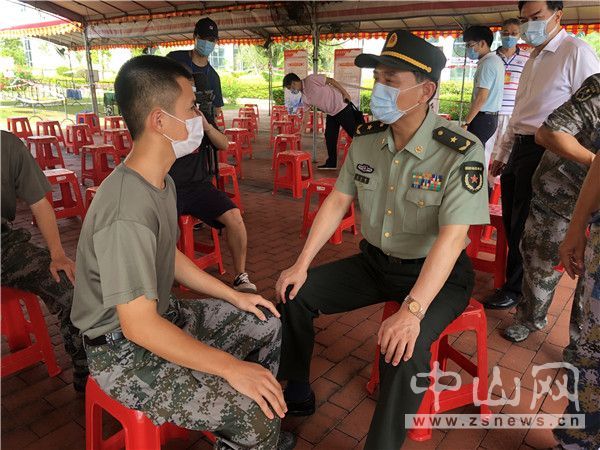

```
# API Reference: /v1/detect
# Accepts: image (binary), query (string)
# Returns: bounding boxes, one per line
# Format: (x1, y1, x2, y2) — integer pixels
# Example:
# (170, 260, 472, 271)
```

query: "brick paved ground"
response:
(1, 109, 574, 449)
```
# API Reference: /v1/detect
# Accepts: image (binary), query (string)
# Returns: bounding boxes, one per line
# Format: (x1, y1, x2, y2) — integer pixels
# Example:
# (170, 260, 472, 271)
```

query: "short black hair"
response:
(502, 18, 521, 27)
(283, 73, 301, 89)
(463, 26, 494, 48)
(518, 1, 563, 12)
(114, 55, 192, 140)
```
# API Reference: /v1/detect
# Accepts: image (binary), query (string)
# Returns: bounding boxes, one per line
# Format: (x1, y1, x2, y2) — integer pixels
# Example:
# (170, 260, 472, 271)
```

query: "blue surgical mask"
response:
(195, 39, 216, 56)
(290, 88, 300, 95)
(466, 46, 479, 60)
(501, 35, 519, 49)
(521, 11, 558, 47)
(370, 81, 424, 124)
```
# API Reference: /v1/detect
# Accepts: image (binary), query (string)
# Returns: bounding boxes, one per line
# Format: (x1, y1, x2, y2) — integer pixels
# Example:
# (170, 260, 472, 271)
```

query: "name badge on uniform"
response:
(411, 172, 443, 192)
(354, 173, 370, 184)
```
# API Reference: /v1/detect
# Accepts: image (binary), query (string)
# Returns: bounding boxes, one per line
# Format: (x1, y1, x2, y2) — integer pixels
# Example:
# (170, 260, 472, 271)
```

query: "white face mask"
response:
(161, 110, 204, 158)
(520, 11, 558, 47)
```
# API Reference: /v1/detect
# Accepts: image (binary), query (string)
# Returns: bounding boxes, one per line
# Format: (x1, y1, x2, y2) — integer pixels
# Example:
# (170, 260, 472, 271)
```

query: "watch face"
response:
(409, 301, 420, 313)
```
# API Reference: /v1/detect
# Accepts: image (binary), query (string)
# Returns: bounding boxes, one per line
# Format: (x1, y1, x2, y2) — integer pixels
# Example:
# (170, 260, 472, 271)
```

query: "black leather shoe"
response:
(277, 431, 297, 450)
(285, 390, 315, 416)
(483, 289, 520, 310)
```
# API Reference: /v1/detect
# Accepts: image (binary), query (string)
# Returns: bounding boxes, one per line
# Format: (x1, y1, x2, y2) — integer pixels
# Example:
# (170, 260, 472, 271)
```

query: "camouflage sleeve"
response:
(544, 74, 600, 136)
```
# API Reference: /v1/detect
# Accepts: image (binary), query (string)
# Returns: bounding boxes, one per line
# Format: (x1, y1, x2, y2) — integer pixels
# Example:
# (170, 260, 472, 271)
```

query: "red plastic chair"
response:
(103, 115, 125, 130)
(273, 151, 313, 199)
(215, 110, 225, 130)
(244, 104, 260, 123)
(27, 135, 65, 170)
(177, 215, 225, 275)
(272, 134, 301, 169)
(81, 144, 120, 186)
(483, 181, 502, 240)
(270, 120, 292, 146)
(301, 178, 357, 244)
(1, 287, 61, 378)
(223, 128, 252, 160)
(85, 186, 98, 210)
(43, 168, 86, 221)
(216, 163, 243, 212)
(103, 128, 132, 158)
(65, 124, 94, 156)
(366, 298, 490, 441)
(467, 204, 507, 289)
(36, 120, 65, 145)
(7, 117, 33, 140)
(219, 141, 243, 178)
(76, 111, 101, 135)
(86, 377, 216, 450)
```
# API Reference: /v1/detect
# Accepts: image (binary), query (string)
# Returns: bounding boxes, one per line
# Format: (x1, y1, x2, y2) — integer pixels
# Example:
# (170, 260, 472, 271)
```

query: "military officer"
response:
(503, 73, 600, 346)
(275, 30, 489, 450)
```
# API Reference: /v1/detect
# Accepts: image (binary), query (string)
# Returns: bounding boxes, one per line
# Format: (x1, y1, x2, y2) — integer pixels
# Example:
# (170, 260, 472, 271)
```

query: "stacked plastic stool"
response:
(27, 135, 65, 170)
(43, 168, 86, 221)
(66, 124, 94, 156)
(301, 178, 357, 244)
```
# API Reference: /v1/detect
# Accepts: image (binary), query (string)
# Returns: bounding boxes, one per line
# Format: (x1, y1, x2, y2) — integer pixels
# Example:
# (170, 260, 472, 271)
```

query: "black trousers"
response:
(278, 240, 474, 450)
(500, 135, 545, 296)
(324, 103, 364, 167)
(467, 112, 499, 147)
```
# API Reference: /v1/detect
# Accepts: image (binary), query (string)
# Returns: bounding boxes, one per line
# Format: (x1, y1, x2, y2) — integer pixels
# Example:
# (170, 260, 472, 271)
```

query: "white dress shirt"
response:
(496, 29, 599, 163)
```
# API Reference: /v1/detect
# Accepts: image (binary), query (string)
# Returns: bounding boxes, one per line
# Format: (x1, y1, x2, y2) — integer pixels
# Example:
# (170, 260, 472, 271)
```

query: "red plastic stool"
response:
(366, 298, 490, 441)
(273, 151, 313, 199)
(103, 115, 125, 130)
(467, 204, 507, 289)
(1, 287, 61, 378)
(76, 111, 101, 135)
(224, 128, 253, 159)
(301, 178, 357, 244)
(483, 182, 502, 240)
(27, 135, 65, 170)
(216, 163, 243, 212)
(219, 141, 243, 179)
(363, 113, 371, 123)
(65, 124, 94, 156)
(86, 377, 215, 450)
(43, 168, 86, 221)
(215, 110, 225, 130)
(304, 110, 324, 133)
(245, 104, 259, 122)
(103, 128, 132, 158)
(7, 116, 33, 140)
(270, 120, 292, 146)
(287, 114, 303, 135)
(337, 129, 353, 164)
(272, 134, 301, 169)
(36, 120, 65, 145)
(177, 215, 225, 275)
(81, 144, 120, 186)
(85, 186, 98, 210)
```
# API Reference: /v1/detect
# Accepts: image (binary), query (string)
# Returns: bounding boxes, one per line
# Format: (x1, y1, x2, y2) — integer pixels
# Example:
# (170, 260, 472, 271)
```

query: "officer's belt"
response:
(363, 240, 426, 265)
(478, 111, 499, 116)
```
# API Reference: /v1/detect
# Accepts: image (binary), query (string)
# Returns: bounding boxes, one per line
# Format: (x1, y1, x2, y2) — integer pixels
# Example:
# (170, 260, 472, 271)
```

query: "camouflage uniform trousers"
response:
(554, 222, 600, 450)
(86, 296, 282, 450)
(1, 223, 88, 379)
(504, 200, 584, 343)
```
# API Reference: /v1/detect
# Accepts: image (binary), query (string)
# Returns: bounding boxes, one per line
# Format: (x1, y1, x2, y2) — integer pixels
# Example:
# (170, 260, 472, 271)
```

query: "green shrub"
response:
(272, 88, 284, 105)
(360, 91, 371, 114)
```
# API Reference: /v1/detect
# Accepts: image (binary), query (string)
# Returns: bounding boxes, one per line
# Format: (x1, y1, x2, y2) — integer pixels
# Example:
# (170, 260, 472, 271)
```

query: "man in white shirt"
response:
(485, 18, 530, 183)
(484, 0, 598, 310)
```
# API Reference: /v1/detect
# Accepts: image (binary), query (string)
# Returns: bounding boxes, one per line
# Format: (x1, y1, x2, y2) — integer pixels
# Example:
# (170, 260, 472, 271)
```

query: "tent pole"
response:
(458, 50, 467, 123)
(268, 44, 273, 117)
(83, 22, 99, 116)
(311, 1, 319, 163)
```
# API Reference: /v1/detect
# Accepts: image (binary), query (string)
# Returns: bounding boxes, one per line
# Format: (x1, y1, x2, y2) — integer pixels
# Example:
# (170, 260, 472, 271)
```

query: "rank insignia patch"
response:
(461, 161, 484, 193)
(354, 173, 370, 184)
(411, 172, 443, 191)
(357, 163, 374, 174)
(433, 127, 474, 154)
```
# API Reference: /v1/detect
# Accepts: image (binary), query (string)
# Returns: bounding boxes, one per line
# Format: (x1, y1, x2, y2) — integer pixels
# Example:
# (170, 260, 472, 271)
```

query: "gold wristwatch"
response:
(405, 295, 424, 320)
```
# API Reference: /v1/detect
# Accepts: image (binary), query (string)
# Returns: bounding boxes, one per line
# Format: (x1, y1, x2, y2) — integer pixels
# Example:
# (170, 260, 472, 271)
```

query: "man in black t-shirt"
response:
(167, 18, 256, 293)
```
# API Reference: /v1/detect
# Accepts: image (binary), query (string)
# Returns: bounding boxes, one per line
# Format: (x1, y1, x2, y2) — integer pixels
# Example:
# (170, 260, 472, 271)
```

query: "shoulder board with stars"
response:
(432, 126, 475, 154)
(355, 121, 388, 137)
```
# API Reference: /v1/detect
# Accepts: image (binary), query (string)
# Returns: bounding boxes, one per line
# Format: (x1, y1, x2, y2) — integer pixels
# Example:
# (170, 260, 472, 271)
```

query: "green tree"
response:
(0, 38, 27, 67)
(580, 31, 600, 56)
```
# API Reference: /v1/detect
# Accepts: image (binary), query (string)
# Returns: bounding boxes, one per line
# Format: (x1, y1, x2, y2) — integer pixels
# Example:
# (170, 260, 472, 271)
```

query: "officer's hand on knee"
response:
(378, 309, 420, 366)
(275, 265, 307, 303)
